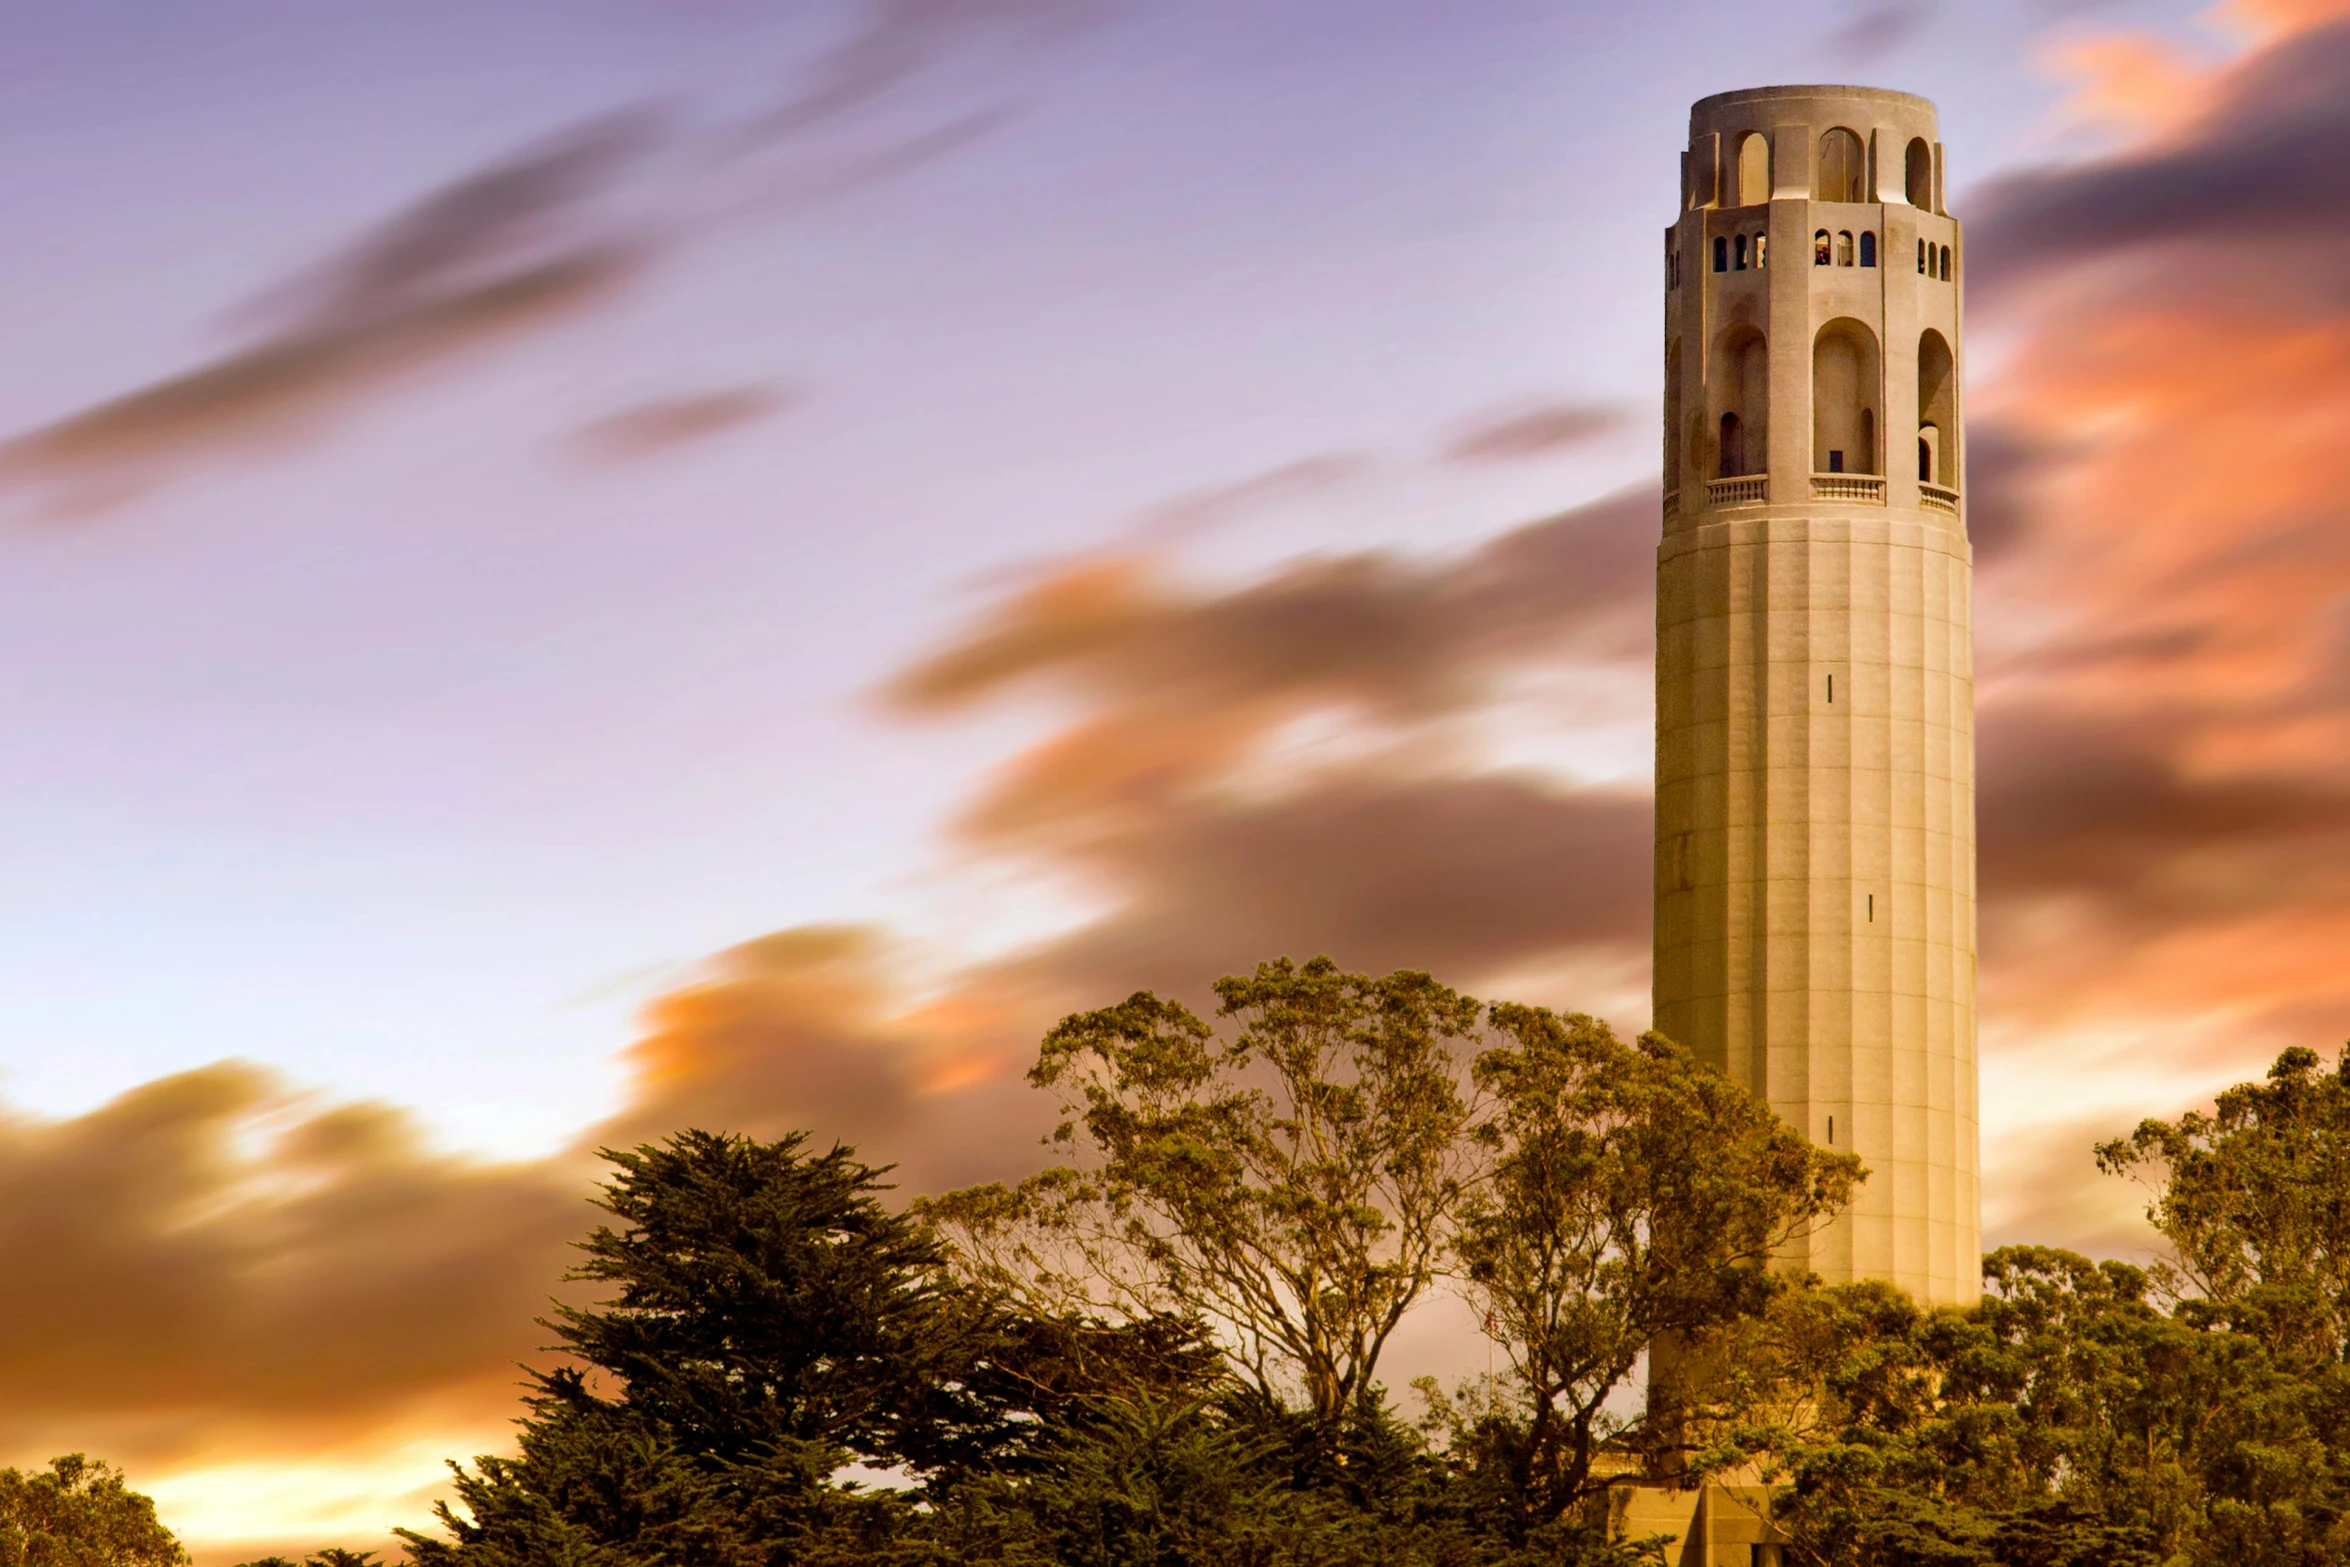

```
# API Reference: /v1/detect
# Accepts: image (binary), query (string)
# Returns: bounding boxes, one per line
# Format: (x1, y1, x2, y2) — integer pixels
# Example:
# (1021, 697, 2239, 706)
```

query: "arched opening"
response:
(1940, 244, 1953, 280)
(1836, 231, 1855, 267)
(1735, 234, 1749, 270)
(1917, 239, 1927, 274)
(1816, 127, 1866, 202)
(1714, 236, 1728, 272)
(1754, 233, 1768, 268)
(1813, 318, 1881, 475)
(1814, 229, 1831, 266)
(1905, 138, 1933, 208)
(1711, 324, 1768, 479)
(1860, 231, 1877, 267)
(1666, 233, 1677, 290)
(1737, 132, 1771, 206)
(1918, 329, 1956, 492)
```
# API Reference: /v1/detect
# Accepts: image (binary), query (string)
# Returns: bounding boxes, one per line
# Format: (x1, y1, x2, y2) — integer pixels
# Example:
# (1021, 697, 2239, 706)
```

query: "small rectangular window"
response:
(1828, 450, 1845, 473)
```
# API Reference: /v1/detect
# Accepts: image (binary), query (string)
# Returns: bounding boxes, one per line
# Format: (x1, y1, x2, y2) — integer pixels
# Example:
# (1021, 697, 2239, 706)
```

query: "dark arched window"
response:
(1735, 234, 1748, 270)
(1940, 244, 1953, 279)
(1905, 137, 1933, 209)
(1918, 239, 1928, 274)
(1714, 236, 1728, 273)
(1860, 231, 1877, 267)
(1919, 436, 1933, 482)
(1836, 231, 1855, 267)
(1719, 412, 1745, 479)
(1815, 230, 1831, 266)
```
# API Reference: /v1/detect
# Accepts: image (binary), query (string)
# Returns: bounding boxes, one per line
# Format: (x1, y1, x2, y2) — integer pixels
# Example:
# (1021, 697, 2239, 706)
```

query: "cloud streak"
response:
(566, 384, 796, 463)
(0, 111, 670, 508)
(0, 0, 1103, 515)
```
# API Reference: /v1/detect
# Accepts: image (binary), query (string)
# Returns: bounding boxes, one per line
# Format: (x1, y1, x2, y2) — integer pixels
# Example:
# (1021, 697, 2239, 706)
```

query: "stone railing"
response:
(1812, 473, 1886, 503)
(1920, 482, 1960, 515)
(1707, 475, 1768, 507)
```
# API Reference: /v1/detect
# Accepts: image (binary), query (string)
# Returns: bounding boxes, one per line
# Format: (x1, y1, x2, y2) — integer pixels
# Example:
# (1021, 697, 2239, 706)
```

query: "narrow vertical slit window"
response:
(1827, 674, 1834, 703)
(1735, 234, 1748, 270)
(1868, 893, 1874, 922)
(1918, 239, 1927, 273)
(1828, 1115, 1835, 1145)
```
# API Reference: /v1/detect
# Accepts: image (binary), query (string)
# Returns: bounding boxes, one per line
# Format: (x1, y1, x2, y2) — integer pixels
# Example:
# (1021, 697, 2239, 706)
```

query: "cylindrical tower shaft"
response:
(1655, 85, 1979, 1307)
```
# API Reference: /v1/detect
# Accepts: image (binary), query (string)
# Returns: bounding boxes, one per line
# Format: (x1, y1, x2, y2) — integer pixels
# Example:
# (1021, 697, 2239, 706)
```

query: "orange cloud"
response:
(0, 1065, 580, 1476)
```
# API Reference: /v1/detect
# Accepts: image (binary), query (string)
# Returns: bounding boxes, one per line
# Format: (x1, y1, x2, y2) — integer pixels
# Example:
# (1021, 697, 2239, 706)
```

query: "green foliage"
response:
(355, 965, 2350, 1567)
(923, 958, 1484, 1442)
(0, 1457, 186, 1567)
(230, 1553, 385, 1567)
(399, 1128, 1002, 1565)
(2098, 1044, 2350, 1359)
(1755, 1047, 2350, 1567)
(1443, 1009, 1861, 1527)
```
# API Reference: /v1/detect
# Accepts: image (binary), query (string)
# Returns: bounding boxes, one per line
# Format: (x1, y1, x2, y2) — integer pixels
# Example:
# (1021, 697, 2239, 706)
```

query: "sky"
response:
(4, 0, 2350, 1556)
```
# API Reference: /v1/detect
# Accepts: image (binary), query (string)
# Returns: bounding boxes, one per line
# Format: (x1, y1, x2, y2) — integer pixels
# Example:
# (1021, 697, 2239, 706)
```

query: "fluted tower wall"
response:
(1655, 85, 1979, 1306)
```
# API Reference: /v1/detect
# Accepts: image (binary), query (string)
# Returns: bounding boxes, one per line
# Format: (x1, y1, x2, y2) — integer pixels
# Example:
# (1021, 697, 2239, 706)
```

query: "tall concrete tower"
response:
(1654, 86, 1979, 1307)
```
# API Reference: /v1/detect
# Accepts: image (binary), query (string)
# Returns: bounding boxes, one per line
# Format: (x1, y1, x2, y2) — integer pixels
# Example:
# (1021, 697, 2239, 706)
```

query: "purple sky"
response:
(0, 0, 2170, 1149)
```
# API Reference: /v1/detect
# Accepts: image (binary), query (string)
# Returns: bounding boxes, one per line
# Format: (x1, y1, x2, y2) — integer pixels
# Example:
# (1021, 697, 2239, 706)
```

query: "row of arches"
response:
(1713, 233, 1768, 271)
(1688, 323, 1958, 487)
(1815, 229, 1876, 267)
(1688, 227, 1948, 282)
(1688, 227, 1940, 280)
(1721, 128, 1940, 209)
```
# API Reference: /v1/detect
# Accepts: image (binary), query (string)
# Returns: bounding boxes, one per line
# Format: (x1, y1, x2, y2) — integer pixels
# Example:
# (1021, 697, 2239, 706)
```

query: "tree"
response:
(0, 1456, 187, 1567)
(2097, 1043, 2350, 1361)
(1439, 1012, 1861, 1527)
(403, 1129, 1006, 1565)
(924, 958, 1483, 1447)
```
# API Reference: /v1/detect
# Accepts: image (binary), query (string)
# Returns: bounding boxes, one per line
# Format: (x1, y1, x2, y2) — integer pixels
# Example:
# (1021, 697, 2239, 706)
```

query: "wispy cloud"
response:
(1823, 0, 1936, 63)
(0, 0, 1107, 516)
(565, 383, 797, 463)
(1441, 399, 1629, 465)
(0, 111, 668, 510)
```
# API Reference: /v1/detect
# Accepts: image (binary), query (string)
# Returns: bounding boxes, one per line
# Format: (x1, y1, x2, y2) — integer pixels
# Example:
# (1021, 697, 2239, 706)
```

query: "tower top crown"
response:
(1691, 83, 1936, 120)
(1682, 84, 1945, 212)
